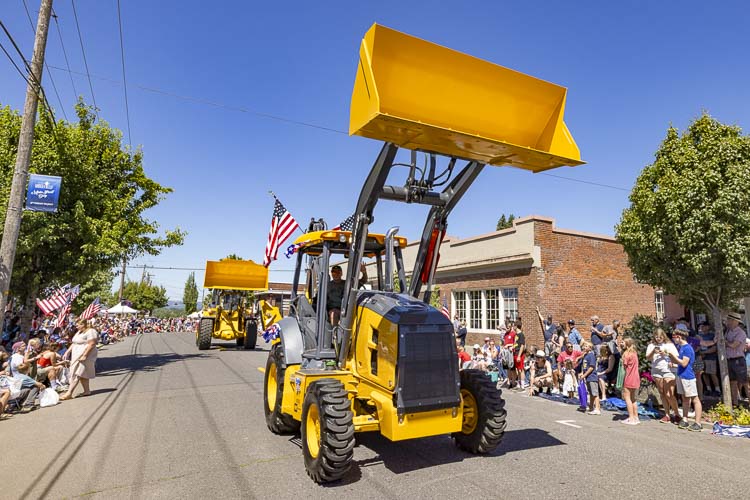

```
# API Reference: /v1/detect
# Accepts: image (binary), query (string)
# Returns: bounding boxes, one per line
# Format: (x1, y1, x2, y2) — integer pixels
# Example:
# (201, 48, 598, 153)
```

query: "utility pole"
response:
(0, 0, 54, 318)
(118, 257, 127, 303)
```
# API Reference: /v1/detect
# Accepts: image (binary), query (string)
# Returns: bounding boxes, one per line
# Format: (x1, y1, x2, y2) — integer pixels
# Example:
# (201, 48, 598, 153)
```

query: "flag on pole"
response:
(54, 285, 81, 328)
(333, 214, 355, 231)
(36, 283, 71, 315)
(80, 297, 101, 320)
(263, 197, 299, 267)
(441, 297, 450, 319)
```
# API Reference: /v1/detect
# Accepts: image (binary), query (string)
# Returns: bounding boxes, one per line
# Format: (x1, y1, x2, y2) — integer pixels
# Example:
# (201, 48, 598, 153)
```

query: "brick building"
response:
(398, 215, 660, 348)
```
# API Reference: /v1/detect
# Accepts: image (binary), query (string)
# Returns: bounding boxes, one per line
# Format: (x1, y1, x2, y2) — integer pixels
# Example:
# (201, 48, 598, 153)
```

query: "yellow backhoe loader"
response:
(263, 24, 585, 483)
(197, 259, 268, 350)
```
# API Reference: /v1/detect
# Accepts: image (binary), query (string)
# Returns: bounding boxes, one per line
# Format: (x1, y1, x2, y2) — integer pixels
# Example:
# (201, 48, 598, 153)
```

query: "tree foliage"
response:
(183, 271, 199, 314)
(496, 213, 516, 231)
(0, 102, 184, 320)
(111, 280, 168, 314)
(616, 113, 750, 407)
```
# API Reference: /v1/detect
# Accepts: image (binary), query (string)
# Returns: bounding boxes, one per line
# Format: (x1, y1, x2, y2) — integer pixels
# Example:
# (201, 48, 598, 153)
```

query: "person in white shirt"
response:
(646, 328, 680, 423)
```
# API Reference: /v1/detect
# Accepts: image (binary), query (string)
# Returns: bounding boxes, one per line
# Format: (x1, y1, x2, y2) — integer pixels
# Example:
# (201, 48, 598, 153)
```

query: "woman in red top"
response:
(36, 342, 62, 390)
(621, 337, 641, 425)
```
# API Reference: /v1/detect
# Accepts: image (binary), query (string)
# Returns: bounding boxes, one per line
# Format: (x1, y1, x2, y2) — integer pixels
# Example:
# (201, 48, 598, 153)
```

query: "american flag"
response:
(262, 323, 281, 343)
(36, 283, 71, 315)
(54, 285, 81, 328)
(333, 214, 355, 232)
(80, 297, 101, 320)
(441, 297, 450, 319)
(263, 198, 299, 267)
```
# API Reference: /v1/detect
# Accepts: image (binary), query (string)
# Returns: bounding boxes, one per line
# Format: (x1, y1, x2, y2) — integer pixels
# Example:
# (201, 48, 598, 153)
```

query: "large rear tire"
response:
(243, 319, 257, 350)
(301, 379, 355, 483)
(452, 369, 506, 454)
(264, 345, 300, 434)
(197, 318, 213, 351)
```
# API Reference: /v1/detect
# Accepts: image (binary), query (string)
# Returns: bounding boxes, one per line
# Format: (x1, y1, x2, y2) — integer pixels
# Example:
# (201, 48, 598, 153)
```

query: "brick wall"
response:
(533, 219, 655, 347)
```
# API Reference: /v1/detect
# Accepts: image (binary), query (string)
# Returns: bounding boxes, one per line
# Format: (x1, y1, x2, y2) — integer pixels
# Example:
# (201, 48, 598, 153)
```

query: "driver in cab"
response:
(327, 263, 367, 326)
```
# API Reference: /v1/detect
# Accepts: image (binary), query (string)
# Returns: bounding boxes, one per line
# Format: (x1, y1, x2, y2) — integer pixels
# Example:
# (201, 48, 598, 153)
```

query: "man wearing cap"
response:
(668, 327, 703, 431)
(9, 341, 35, 378)
(327, 263, 367, 326)
(725, 312, 749, 406)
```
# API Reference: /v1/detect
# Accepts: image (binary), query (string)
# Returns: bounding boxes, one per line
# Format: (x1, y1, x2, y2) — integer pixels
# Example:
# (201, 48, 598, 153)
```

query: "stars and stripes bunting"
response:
(80, 297, 101, 320)
(263, 197, 299, 267)
(333, 214, 355, 232)
(285, 243, 301, 259)
(36, 283, 71, 315)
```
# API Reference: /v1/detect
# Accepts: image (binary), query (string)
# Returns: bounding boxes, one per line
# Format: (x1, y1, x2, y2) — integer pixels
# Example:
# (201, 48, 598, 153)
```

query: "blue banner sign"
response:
(25, 174, 62, 212)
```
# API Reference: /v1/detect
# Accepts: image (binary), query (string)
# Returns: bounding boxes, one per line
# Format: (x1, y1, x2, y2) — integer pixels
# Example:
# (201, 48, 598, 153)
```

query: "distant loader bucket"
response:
(203, 260, 269, 291)
(350, 24, 584, 172)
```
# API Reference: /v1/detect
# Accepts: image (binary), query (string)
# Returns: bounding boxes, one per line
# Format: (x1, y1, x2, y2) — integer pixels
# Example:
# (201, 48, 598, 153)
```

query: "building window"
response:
(454, 291, 466, 323)
(502, 288, 519, 321)
(486, 289, 500, 330)
(655, 291, 664, 321)
(452, 287, 519, 331)
(469, 291, 482, 329)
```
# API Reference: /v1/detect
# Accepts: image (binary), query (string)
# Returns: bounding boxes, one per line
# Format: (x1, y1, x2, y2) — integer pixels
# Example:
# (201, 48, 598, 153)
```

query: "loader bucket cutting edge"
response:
(203, 259, 269, 290)
(349, 24, 585, 172)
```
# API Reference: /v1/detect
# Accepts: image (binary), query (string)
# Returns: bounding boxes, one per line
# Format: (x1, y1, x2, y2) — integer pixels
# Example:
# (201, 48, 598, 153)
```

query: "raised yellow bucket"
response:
(203, 259, 269, 290)
(350, 24, 584, 172)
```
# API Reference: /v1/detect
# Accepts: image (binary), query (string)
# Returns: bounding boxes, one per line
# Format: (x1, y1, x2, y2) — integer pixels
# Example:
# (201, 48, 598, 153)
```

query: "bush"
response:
(623, 314, 665, 370)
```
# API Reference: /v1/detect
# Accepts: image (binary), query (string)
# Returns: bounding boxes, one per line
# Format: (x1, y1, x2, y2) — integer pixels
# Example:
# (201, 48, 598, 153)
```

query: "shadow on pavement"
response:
(96, 353, 208, 376)
(327, 427, 566, 483)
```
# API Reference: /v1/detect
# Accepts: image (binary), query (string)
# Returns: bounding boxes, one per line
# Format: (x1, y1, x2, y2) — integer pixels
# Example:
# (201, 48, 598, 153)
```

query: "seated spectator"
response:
(555, 342, 583, 390)
(36, 342, 64, 391)
(597, 344, 616, 401)
(529, 350, 553, 396)
(1, 387, 9, 418)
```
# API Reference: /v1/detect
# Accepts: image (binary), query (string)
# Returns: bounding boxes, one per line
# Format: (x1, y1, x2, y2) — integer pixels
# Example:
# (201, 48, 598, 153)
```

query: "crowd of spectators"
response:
(454, 309, 750, 433)
(1, 311, 195, 419)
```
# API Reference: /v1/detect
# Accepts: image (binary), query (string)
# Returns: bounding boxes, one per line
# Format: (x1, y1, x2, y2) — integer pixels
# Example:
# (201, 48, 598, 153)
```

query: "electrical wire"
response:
(70, 0, 96, 111)
(0, 39, 31, 85)
(52, 9, 77, 99)
(21, 0, 67, 120)
(115, 0, 131, 145)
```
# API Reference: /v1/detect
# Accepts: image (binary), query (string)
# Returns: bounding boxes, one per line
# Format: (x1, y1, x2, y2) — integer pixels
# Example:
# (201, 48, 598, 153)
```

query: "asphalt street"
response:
(2, 332, 749, 499)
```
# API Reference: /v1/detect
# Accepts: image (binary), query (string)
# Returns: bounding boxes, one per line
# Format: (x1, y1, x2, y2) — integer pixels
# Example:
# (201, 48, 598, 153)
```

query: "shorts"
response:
(704, 359, 717, 375)
(651, 369, 676, 380)
(36, 366, 52, 381)
(676, 377, 698, 398)
(693, 358, 705, 373)
(587, 381, 600, 398)
(514, 354, 525, 371)
(728, 357, 748, 382)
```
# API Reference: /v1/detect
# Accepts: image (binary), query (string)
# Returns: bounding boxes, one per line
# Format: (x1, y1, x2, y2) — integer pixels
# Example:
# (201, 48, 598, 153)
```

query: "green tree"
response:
(152, 307, 185, 319)
(113, 280, 168, 315)
(616, 113, 750, 408)
(496, 213, 516, 231)
(183, 272, 199, 314)
(0, 102, 184, 329)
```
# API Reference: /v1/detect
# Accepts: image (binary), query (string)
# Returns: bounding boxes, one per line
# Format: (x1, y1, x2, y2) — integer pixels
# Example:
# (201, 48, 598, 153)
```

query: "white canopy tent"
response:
(187, 311, 201, 319)
(107, 303, 139, 314)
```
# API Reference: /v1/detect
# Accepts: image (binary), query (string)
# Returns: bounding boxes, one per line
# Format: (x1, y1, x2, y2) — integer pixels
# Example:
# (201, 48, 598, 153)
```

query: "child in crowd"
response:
(669, 327, 703, 432)
(597, 344, 616, 402)
(579, 341, 600, 415)
(621, 337, 641, 425)
(562, 359, 577, 398)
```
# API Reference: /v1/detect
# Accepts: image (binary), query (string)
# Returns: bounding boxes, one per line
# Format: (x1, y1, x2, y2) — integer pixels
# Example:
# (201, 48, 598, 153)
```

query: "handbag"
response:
(615, 359, 625, 391)
(577, 379, 588, 407)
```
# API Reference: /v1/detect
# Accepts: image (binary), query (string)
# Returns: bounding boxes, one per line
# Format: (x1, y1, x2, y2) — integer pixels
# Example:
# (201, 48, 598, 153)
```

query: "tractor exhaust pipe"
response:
(384, 226, 399, 292)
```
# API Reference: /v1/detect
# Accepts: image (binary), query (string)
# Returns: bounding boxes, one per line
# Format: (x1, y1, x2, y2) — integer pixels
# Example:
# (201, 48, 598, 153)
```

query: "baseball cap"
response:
(473, 344, 480, 350)
(535, 350, 546, 357)
(331, 265, 342, 272)
(674, 323, 689, 333)
(12, 341, 24, 352)
(567, 319, 575, 325)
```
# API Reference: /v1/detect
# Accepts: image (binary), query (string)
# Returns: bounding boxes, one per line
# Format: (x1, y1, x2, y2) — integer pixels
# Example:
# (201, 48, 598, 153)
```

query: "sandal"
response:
(59, 394, 73, 401)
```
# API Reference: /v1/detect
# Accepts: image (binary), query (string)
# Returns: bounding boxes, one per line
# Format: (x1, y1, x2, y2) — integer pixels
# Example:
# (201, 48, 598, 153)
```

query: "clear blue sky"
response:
(2, 1, 750, 300)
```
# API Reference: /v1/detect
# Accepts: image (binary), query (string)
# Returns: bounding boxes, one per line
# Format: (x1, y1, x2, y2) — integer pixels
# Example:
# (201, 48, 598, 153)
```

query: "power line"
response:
(0, 39, 31, 85)
(52, 9, 77, 99)
(70, 0, 96, 111)
(115, 0, 131, 145)
(21, 0, 67, 120)
(44, 65, 629, 192)
(0, 19, 57, 126)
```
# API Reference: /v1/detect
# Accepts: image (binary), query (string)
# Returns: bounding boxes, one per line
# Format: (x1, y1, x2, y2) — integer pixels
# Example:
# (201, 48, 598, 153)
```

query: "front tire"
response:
(452, 369, 507, 454)
(301, 379, 355, 483)
(264, 346, 300, 434)
(243, 319, 257, 350)
(197, 318, 213, 350)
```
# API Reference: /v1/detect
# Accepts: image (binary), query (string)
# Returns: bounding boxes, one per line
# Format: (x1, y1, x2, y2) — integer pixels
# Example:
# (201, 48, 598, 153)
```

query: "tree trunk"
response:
(20, 282, 39, 335)
(711, 306, 733, 408)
